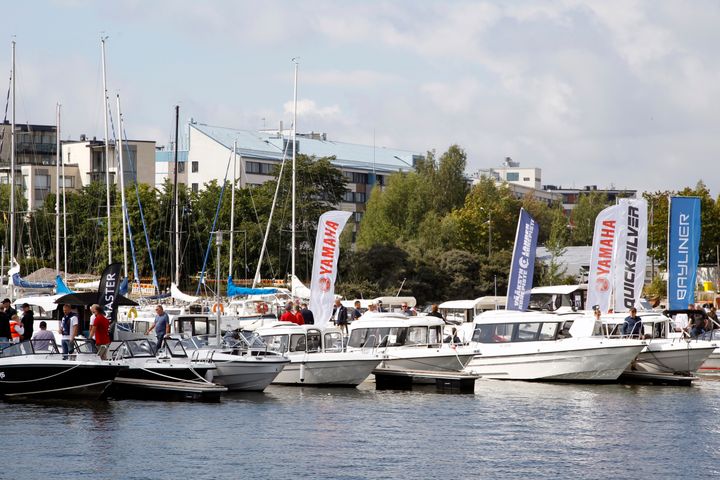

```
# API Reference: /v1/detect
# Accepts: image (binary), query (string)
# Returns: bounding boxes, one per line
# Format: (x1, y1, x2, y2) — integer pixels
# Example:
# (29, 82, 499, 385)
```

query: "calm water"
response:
(3, 378, 720, 480)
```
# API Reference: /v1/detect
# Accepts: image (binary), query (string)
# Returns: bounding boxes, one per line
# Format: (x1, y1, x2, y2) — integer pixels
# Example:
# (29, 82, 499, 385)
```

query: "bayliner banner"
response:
(506, 208, 539, 311)
(613, 199, 648, 312)
(97, 263, 122, 323)
(309, 210, 352, 328)
(587, 205, 621, 313)
(668, 196, 701, 310)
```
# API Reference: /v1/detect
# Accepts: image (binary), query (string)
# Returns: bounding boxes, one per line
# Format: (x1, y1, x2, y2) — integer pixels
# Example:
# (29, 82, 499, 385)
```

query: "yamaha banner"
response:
(668, 196, 701, 310)
(506, 208, 539, 311)
(308, 211, 352, 328)
(613, 199, 648, 312)
(97, 263, 123, 324)
(587, 205, 621, 313)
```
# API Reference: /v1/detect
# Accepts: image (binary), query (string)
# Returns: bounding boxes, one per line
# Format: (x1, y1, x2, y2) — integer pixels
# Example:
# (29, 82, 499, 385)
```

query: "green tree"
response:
(569, 191, 610, 245)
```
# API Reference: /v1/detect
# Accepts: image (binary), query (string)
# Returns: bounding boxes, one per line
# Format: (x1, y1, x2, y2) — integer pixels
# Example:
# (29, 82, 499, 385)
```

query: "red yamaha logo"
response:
(319, 277, 331, 292)
(596, 277, 610, 292)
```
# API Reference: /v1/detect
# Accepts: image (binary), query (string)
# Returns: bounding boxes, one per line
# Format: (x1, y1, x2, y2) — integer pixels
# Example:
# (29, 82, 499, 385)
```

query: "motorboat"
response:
(0, 340, 127, 400)
(168, 334, 290, 391)
(655, 309, 720, 375)
(346, 312, 477, 374)
(438, 296, 506, 342)
(256, 323, 381, 386)
(107, 339, 226, 402)
(464, 310, 646, 381)
(598, 310, 716, 377)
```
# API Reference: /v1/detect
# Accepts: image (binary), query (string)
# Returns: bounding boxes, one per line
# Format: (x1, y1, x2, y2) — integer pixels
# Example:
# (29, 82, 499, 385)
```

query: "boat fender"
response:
(128, 307, 138, 319)
(300, 362, 305, 382)
(212, 303, 225, 314)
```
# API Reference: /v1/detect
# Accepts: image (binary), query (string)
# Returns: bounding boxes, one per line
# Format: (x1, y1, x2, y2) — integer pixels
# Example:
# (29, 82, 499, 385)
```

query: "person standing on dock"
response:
(300, 303, 314, 325)
(20, 303, 34, 341)
(146, 305, 170, 351)
(59, 304, 79, 357)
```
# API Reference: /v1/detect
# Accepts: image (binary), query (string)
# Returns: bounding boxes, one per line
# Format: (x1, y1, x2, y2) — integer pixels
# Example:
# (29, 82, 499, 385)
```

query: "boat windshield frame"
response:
(471, 321, 562, 344)
(0, 339, 61, 356)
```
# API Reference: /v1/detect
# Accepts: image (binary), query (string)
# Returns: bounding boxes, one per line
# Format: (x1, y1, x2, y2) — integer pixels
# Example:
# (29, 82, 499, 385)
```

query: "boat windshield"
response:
(163, 338, 190, 357)
(116, 339, 157, 358)
(324, 331, 344, 352)
(1, 340, 60, 356)
(261, 334, 289, 353)
(472, 322, 560, 343)
(348, 326, 441, 348)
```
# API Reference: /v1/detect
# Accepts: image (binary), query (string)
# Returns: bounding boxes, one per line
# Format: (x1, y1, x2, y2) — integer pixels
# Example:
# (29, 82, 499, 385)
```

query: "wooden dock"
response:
(373, 368, 480, 393)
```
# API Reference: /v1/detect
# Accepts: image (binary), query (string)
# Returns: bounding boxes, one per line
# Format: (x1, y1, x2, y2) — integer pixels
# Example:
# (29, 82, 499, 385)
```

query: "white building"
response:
(470, 157, 560, 205)
(159, 121, 422, 225)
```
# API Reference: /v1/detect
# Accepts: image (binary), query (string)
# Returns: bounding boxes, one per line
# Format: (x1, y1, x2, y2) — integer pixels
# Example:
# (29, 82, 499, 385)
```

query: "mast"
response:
(291, 59, 298, 284)
(228, 140, 236, 279)
(62, 151, 68, 278)
(101, 36, 112, 264)
(173, 105, 180, 286)
(9, 40, 15, 284)
(116, 94, 128, 279)
(55, 103, 61, 275)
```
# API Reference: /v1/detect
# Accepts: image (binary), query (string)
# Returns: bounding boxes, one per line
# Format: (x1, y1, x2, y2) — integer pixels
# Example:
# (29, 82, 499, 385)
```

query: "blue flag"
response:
(506, 208, 539, 311)
(667, 197, 701, 309)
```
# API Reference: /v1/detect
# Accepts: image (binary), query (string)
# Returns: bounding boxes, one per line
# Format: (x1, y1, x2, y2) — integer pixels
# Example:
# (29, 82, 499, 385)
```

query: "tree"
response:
(435, 145, 469, 215)
(568, 191, 610, 245)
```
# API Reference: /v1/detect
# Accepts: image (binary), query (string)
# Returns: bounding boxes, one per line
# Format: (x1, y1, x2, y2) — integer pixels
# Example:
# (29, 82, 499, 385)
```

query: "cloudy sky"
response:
(3, 0, 719, 194)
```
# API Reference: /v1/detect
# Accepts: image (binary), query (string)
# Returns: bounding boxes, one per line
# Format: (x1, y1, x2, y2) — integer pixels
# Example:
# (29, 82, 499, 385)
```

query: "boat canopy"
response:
(171, 283, 200, 303)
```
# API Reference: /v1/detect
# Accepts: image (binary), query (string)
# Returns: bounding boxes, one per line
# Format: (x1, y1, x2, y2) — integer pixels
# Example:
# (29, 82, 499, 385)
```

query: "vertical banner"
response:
(587, 205, 621, 313)
(308, 211, 352, 328)
(613, 199, 648, 312)
(667, 196, 701, 310)
(506, 208, 539, 311)
(97, 263, 123, 324)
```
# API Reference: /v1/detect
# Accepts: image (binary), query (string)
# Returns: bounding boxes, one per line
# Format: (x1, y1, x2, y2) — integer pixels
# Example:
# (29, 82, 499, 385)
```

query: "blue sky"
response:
(3, 0, 720, 194)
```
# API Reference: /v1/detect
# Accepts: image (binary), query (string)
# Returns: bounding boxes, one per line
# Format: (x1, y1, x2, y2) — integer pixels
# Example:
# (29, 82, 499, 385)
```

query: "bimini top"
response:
(472, 310, 574, 325)
(530, 285, 587, 295)
(439, 296, 506, 310)
(351, 312, 445, 329)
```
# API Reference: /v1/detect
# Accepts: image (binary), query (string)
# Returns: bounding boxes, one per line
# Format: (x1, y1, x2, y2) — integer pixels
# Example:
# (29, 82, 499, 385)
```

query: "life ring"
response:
(128, 307, 138, 319)
(256, 302, 269, 314)
(212, 303, 225, 313)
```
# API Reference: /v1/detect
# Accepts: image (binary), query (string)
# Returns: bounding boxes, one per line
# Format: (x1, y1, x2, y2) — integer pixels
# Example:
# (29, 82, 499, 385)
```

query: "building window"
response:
(178, 162, 186, 173)
(61, 176, 75, 188)
(192, 183, 199, 193)
(355, 192, 366, 203)
(523, 177, 530, 181)
(354, 211, 364, 223)
(343, 191, 355, 203)
(192, 161, 199, 173)
(506, 172, 519, 181)
(246, 161, 274, 175)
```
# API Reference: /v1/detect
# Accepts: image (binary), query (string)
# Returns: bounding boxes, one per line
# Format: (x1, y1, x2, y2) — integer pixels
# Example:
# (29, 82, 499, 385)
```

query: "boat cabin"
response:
(528, 285, 587, 312)
(470, 310, 583, 344)
(173, 315, 218, 337)
(438, 296, 506, 324)
(347, 312, 444, 349)
(257, 324, 345, 354)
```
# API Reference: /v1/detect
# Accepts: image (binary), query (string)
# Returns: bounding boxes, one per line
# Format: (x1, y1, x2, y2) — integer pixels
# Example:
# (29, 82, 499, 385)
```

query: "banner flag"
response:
(587, 205, 621, 313)
(667, 196, 701, 310)
(97, 263, 123, 324)
(613, 199, 648, 312)
(308, 211, 352, 328)
(506, 208, 539, 311)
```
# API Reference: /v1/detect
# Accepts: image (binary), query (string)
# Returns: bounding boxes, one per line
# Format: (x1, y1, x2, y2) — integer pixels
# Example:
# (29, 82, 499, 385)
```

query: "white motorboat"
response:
(464, 310, 646, 381)
(167, 334, 290, 391)
(346, 312, 477, 374)
(256, 323, 381, 386)
(598, 310, 716, 376)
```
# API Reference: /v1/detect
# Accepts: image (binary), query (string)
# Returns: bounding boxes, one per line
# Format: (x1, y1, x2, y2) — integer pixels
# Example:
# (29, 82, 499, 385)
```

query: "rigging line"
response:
(196, 153, 233, 294)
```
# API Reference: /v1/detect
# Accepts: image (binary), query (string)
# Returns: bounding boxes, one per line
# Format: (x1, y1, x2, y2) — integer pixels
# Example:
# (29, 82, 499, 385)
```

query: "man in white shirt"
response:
(58, 304, 79, 358)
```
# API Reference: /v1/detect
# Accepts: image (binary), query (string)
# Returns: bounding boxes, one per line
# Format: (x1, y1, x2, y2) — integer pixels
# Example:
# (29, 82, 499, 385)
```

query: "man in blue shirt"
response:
(146, 305, 170, 350)
(622, 307, 643, 338)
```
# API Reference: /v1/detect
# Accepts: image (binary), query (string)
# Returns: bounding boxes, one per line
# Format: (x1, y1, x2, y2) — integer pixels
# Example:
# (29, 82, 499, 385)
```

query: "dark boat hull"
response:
(0, 363, 127, 400)
(108, 365, 224, 402)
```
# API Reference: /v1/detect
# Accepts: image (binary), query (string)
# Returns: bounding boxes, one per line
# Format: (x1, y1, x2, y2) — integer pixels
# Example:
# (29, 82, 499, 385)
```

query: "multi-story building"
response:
(542, 184, 637, 215)
(470, 157, 561, 206)
(62, 136, 156, 189)
(159, 121, 422, 226)
(0, 122, 81, 209)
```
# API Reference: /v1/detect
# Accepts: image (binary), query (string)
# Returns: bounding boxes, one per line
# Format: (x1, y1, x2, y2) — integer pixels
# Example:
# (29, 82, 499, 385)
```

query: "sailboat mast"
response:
(9, 40, 15, 284)
(116, 94, 128, 279)
(229, 140, 236, 279)
(101, 37, 112, 264)
(62, 154, 68, 278)
(173, 105, 180, 286)
(291, 59, 298, 284)
(55, 103, 61, 275)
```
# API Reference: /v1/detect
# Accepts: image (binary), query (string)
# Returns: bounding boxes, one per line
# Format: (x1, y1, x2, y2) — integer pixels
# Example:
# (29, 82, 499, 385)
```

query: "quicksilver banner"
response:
(613, 199, 648, 312)
(308, 210, 352, 328)
(667, 196, 701, 310)
(506, 208, 539, 311)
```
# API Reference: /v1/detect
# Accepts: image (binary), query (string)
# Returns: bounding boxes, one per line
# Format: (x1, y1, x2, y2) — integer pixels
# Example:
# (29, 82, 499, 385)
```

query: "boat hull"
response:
(698, 348, 720, 374)
(631, 342, 716, 375)
(212, 357, 289, 391)
(465, 341, 645, 381)
(108, 359, 221, 401)
(0, 360, 126, 400)
(377, 350, 475, 374)
(272, 356, 380, 387)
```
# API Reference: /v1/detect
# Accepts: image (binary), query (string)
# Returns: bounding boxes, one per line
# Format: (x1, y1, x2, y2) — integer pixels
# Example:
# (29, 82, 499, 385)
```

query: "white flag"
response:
(613, 199, 648, 312)
(308, 211, 352, 328)
(587, 205, 621, 313)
